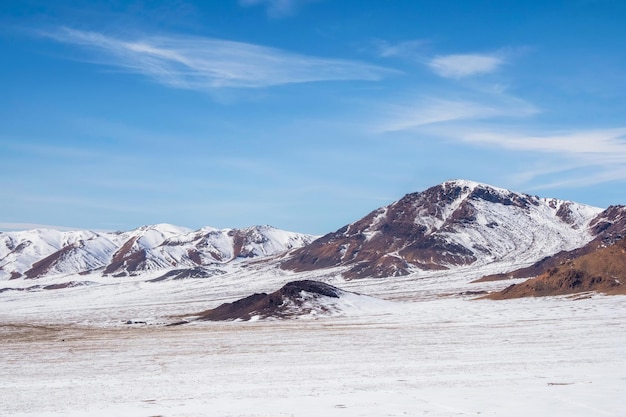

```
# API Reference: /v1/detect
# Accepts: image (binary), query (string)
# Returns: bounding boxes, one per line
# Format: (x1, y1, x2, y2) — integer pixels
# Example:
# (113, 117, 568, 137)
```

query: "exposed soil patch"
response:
(104, 236, 144, 275)
(24, 245, 74, 279)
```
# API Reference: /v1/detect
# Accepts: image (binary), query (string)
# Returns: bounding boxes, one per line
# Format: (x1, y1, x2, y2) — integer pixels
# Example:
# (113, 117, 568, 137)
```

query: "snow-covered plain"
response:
(1, 261, 625, 417)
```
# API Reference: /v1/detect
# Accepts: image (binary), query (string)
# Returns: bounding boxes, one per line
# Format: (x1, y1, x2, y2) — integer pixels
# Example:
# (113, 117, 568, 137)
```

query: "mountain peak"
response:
(438, 179, 524, 201)
(132, 223, 193, 235)
(442, 179, 484, 190)
(282, 181, 603, 279)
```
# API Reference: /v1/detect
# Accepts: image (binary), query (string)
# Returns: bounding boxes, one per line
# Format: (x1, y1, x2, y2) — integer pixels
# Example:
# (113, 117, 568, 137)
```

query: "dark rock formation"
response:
(148, 267, 225, 282)
(194, 280, 344, 321)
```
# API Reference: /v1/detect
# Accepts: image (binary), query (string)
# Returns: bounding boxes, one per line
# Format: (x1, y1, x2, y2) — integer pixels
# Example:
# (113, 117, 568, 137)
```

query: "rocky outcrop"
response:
(148, 266, 225, 282)
(193, 280, 346, 321)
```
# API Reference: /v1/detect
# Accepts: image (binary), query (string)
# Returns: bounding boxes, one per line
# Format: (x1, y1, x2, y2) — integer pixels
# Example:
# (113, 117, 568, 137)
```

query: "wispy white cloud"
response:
(428, 53, 504, 78)
(41, 27, 396, 90)
(437, 126, 626, 188)
(373, 95, 538, 133)
(370, 87, 626, 188)
(508, 162, 590, 185)
(239, 0, 319, 18)
(375, 99, 501, 133)
(374, 39, 429, 58)
(374, 40, 518, 80)
(458, 128, 626, 157)
(525, 169, 626, 191)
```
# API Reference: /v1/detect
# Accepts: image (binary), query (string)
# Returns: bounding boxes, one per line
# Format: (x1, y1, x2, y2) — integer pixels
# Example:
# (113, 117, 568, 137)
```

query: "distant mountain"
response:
(0, 228, 115, 280)
(485, 236, 626, 299)
(0, 224, 317, 280)
(281, 180, 603, 279)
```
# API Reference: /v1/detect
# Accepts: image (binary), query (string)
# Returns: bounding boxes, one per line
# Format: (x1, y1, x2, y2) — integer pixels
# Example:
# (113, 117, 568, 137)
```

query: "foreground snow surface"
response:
(1, 273, 625, 416)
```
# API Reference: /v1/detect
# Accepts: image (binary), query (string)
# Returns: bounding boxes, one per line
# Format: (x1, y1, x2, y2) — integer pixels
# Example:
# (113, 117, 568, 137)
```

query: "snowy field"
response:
(1, 266, 625, 416)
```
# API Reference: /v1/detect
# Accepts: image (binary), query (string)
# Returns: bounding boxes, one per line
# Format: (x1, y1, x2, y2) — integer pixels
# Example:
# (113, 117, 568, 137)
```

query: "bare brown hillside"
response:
(486, 238, 626, 299)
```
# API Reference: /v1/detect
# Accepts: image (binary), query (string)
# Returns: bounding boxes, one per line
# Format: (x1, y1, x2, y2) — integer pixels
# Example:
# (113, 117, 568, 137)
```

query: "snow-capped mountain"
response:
(281, 180, 605, 278)
(0, 224, 317, 280)
(0, 228, 112, 280)
(103, 224, 316, 277)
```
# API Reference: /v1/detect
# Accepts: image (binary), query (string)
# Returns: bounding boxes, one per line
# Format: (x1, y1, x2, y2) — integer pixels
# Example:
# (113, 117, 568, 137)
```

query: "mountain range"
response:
(0, 224, 316, 280)
(2, 180, 626, 290)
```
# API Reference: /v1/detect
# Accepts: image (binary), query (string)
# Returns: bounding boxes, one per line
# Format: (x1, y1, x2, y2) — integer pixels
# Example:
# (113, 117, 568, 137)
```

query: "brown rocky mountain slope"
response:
(485, 237, 626, 299)
(281, 180, 601, 279)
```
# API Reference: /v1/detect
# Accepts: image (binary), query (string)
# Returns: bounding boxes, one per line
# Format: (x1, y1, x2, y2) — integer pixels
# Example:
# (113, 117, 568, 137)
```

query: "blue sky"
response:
(1, 0, 626, 234)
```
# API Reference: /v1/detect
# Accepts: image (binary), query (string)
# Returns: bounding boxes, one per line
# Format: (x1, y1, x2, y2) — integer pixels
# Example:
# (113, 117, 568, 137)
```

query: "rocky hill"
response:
(188, 280, 386, 321)
(485, 237, 626, 299)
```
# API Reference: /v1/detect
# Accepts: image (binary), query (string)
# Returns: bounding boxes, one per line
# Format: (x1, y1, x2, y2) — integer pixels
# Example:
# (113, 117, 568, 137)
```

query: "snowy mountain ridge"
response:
(0, 224, 318, 281)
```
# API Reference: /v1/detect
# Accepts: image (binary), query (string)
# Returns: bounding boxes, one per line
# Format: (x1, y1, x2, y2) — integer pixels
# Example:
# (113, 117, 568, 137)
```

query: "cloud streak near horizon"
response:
(41, 27, 396, 90)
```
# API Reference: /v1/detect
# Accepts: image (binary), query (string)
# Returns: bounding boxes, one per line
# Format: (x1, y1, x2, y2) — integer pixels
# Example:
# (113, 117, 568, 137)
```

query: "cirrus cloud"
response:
(428, 53, 504, 78)
(435, 125, 626, 188)
(373, 94, 538, 133)
(40, 27, 397, 90)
